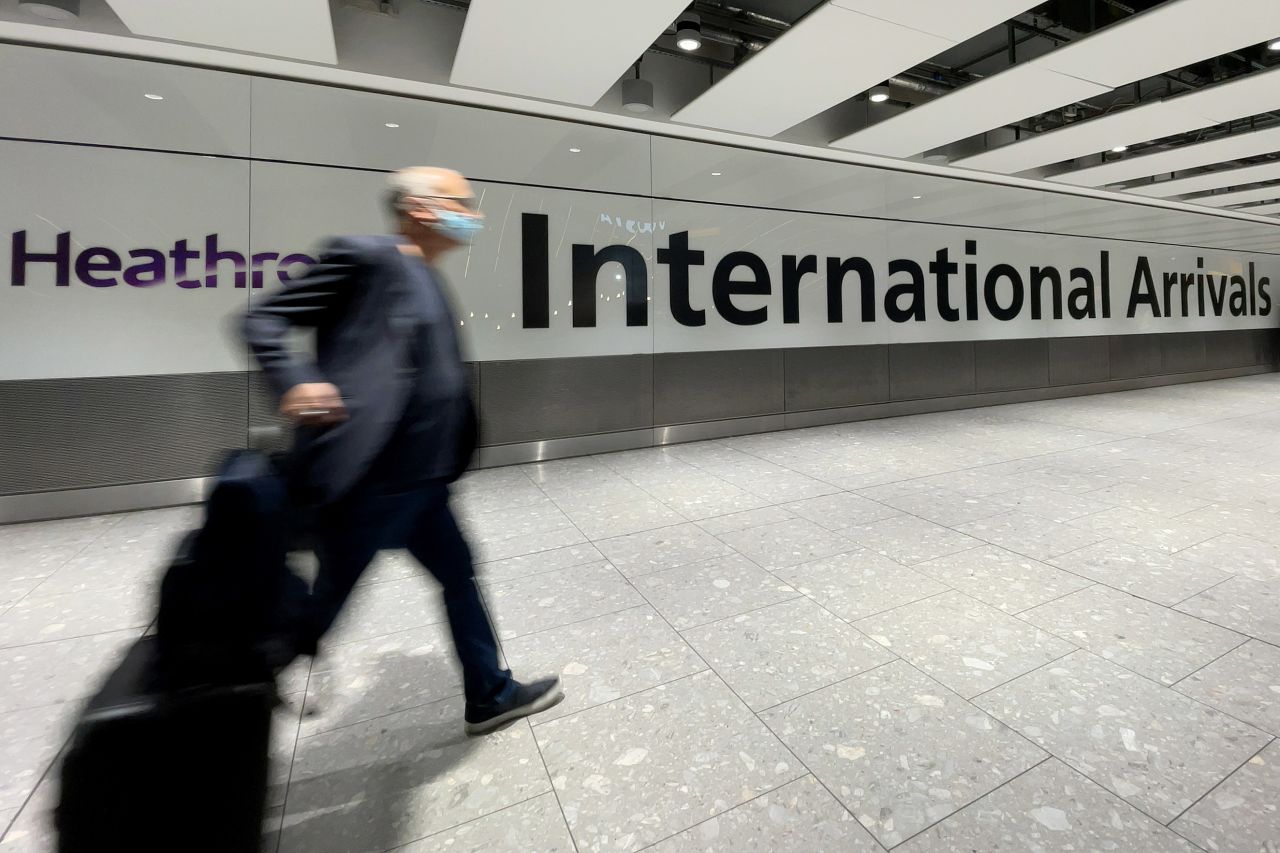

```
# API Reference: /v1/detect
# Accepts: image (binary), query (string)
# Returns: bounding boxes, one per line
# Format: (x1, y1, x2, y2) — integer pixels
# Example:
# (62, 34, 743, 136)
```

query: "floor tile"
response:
(843, 515, 983, 566)
(561, 498, 685, 541)
(535, 671, 802, 853)
(475, 543, 605, 585)
(0, 585, 151, 650)
(327, 576, 449, 646)
(856, 591, 1075, 699)
(897, 759, 1199, 853)
(0, 772, 56, 852)
(1048, 540, 1232, 606)
(486, 562, 643, 640)
(1177, 533, 1280, 582)
(1171, 739, 1280, 853)
(682, 598, 894, 711)
(716, 519, 855, 571)
(989, 487, 1115, 524)
(279, 704, 550, 853)
(695, 506, 795, 537)
(0, 545, 84, 589)
(782, 492, 902, 531)
(648, 775, 880, 853)
(1175, 640, 1280, 737)
(1069, 507, 1217, 555)
(879, 487, 1010, 526)
(596, 524, 733, 579)
(503, 606, 705, 724)
(393, 793, 575, 852)
(775, 550, 950, 622)
(1086, 483, 1211, 517)
(471, 525, 589, 564)
(976, 651, 1270, 823)
(353, 550, 421, 588)
(302, 622, 461, 737)
(270, 691, 305, 808)
(643, 480, 772, 522)
(29, 534, 178, 597)
(1021, 584, 1245, 685)
(760, 660, 1044, 847)
(0, 629, 141, 714)
(1176, 576, 1280, 645)
(0, 702, 74, 811)
(633, 554, 800, 630)
(914, 546, 1092, 614)
(0, 580, 40, 616)
(0, 809, 16, 840)
(957, 512, 1106, 562)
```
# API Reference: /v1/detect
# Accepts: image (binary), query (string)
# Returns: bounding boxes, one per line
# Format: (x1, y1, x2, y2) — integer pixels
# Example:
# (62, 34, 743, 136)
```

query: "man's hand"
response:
(280, 382, 348, 426)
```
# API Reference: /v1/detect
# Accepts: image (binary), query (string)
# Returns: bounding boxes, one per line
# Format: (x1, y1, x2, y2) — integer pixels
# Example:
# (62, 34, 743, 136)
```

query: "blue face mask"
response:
(434, 208, 485, 243)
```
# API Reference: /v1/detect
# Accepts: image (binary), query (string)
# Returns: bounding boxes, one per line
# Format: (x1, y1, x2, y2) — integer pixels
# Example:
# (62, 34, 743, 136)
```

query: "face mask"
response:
(433, 208, 485, 243)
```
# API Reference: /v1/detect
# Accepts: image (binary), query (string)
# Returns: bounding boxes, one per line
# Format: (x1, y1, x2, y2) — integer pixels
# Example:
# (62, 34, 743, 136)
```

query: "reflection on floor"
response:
(4, 374, 1280, 852)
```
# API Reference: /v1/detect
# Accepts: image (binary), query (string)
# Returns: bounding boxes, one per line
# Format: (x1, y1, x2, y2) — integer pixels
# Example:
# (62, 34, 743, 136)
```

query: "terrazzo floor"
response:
(5, 374, 1280, 852)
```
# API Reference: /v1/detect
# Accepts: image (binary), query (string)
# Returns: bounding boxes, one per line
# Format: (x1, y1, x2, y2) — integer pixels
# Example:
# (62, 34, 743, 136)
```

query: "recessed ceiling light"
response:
(711, 171, 722, 176)
(675, 12, 702, 51)
(869, 85, 891, 103)
(384, 122, 399, 128)
(19, 0, 79, 20)
(569, 147, 582, 153)
(912, 195, 923, 199)
(1269, 38, 1280, 51)
(144, 93, 164, 101)
(1111, 145, 1129, 153)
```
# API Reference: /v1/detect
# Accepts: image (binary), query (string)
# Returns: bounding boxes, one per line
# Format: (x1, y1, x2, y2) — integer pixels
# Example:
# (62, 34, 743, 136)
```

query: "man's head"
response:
(386, 167, 484, 251)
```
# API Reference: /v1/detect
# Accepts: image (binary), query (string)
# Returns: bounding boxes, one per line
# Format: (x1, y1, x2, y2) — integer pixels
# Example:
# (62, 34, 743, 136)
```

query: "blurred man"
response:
(243, 167, 562, 735)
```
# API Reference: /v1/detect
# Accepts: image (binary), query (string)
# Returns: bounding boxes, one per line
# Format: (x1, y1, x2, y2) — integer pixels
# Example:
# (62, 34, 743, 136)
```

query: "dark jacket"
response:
(242, 235, 476, 505)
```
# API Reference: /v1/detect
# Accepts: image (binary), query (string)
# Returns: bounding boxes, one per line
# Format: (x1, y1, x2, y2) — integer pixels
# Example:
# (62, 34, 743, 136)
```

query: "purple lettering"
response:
(170, 239, 201, 289)
(204, 233, 246, 288)
(74, 247, 122, 287)
(277, 253, 316, 284)
(10, 230, 71, 286)
(251, 251, 279, 289)
(124, 249, 166, 287)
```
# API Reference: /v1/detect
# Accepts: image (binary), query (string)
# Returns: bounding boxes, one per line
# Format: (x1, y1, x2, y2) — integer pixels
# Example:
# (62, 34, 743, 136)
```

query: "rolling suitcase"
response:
(55, 635, 275, 853)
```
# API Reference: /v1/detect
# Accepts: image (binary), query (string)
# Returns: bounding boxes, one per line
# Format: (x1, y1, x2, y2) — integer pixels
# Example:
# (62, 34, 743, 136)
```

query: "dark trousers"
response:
(302, 479, 513, 706)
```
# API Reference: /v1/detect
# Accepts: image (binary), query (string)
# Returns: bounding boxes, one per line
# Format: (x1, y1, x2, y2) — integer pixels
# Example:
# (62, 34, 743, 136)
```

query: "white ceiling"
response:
(1194, 184, 1280, 207)
(1237, 201, 1280, 215)
(1129, 161, 1280, 198)
(449, 0, 689, 105)
(675, 0, 1038, 137)
(1050, 124, 1280, 187)
(102, 0, 336, 64)
(835, 0, 1280, 159)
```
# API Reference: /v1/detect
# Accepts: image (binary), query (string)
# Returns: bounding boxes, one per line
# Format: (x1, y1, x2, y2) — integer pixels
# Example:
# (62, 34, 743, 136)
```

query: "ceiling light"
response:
(869, 85, 891, 103)
(18, 0, 79, 20)
(1270, 38, 1280, 51)
(1111, 145, 1129, 153)
(912, 195, 923, 199)
(675, 13, 702, 51)
(711, 171, 723, 176)
(568, 147, 582, 153)
(924, 153, 948, 163)
(143, 93, 164, 101)
(622, 77, 654, 113)
(384, 122, 399, 128)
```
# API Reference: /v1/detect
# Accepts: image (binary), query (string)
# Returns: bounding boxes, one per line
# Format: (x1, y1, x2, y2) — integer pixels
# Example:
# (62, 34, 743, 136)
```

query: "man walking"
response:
(243, 166, 562, 735)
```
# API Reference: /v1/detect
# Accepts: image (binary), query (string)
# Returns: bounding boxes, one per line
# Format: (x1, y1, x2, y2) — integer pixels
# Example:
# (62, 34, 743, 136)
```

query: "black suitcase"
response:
(56, 635, 275, 853)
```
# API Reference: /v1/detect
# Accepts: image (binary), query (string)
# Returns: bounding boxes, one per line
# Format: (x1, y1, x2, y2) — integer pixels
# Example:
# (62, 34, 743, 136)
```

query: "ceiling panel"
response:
(847, 0, 1280, 162)
(1129, 161, 1280, 197)
(1235, 201, 1280, 215)
(1051, 125, 1280, 187)
(954, 67, 1280, 174)
(832, 60, 1109, 157)
(1038, 0, 1280, 87)
(674, 0, 1038, 137)
(450, 0, 689, 105)
(1195, 185, 1280, 207)
(102, 0, 335, 63)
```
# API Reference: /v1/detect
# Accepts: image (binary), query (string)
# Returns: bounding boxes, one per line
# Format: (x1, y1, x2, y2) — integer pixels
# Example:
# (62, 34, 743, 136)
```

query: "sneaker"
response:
(465, 676, 565, 735)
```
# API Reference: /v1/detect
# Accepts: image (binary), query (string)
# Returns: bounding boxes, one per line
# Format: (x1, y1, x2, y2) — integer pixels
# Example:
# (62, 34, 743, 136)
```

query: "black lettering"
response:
(1030, 267, 1063, 320)
(1162, 272, 1179, 318)
(782, 254, 817, 324)
(572, 243, 648, 328)
(886, 259, 926, 323)
(1249, 262, 1258, 315)
(1260, 276, 1272, 315)
(1230, 274, 1248, 316)
(1207, 273, 1229, 315)
(1068, 267, 1098, 320)
(964, 240, 979, 320)
(1100, 251, 1111, 318)
(1125, 257, 1160, 318)
(930, 248, 960, 321)
(1179, 271, 1195, 318)
(520, 213, 549, 328)
(713, 251, 770, 325)
(984, 264, 1024, 321)
(656, 231, 706, 327)
(825, 256, 875, 323)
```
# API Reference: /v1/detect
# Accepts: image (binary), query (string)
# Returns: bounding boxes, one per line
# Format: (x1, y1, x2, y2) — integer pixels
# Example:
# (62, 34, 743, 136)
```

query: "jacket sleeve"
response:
(242, 237, 361, 399)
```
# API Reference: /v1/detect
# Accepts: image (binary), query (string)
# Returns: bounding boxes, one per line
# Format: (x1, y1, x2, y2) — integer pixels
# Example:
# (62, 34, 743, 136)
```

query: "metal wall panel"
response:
(1159, 332, 1208, 375)
(888, 342, 977, 400)
(1048, 336, 1110, 386)
(975, 339, 1050, 392)
(0, 373, 246, 495)
(479, 355, 653, 445)
(653, 350, 784, 426)
(1109, 335, 1164, 379)
(1203, 330, 1259, 370)
(783, 346, 890, 412)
